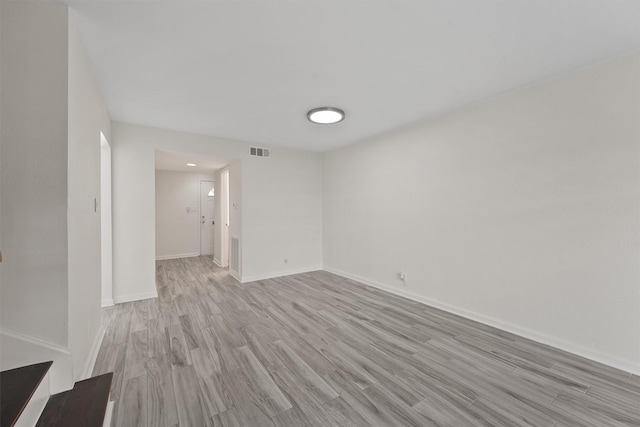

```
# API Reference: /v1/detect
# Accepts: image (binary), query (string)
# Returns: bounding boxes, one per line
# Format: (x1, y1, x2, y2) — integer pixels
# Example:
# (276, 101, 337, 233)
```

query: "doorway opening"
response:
(154, 150, 236, 272)
(100, 132, 113, 307)
(200, 180, 215, 256)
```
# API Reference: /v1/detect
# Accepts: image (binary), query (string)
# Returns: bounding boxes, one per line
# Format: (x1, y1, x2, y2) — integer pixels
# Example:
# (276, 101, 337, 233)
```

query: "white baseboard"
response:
(103, 401, 115, 427)
(113, 291, 158, 304)
(0, 328, 71, 357)
(101, 299, 114, 308)
(241, 266, 323, 284)
(80, 327, 105, 380)
(155, 252, 199, 261)
(324, 267, 640, 376)
(0, 329, 74, 393)
(213, 258, 222, 267)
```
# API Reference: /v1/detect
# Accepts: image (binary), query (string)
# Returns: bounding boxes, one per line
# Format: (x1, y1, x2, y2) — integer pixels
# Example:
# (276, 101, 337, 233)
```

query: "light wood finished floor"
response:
(93, 256, 640, 426)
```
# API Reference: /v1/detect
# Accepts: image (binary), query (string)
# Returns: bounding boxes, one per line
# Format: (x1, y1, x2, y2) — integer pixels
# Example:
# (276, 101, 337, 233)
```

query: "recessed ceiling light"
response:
(186, 163, 197, 167)
(307, 107, 345, 125)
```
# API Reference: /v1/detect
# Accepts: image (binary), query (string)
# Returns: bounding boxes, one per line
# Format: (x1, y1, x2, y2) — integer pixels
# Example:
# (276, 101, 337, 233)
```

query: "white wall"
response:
(111, 122, 323, 302)
(0, 0, 3, 284)
(0, 1, 70, 347)
(0, 2, 111, 383)
(242, 150, 323, 281)
(212, 165, 242, 270)
(213, 170, 223, 266)
(155, 170, 215, 260)
(67, 16, 112, 380)
(0, 330, 73, 393)
(324, 53, 640, 374)
(228, 161, 243, 278)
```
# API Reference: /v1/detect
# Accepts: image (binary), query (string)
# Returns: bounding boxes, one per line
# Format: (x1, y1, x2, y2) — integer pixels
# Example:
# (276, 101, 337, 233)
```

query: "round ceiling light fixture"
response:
(307, 107, 345, 125)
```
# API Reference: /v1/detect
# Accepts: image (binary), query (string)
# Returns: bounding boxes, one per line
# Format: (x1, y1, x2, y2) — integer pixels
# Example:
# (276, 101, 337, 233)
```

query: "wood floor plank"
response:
(272, 367, 369, 427)
(427, 336, 516, 374)
(190, 347, 219, 377)
(443, 357, 560, 407)
(238, 326, 279, 373)
(404, 352, 480, 405)
(194, 371, 229, 418)
(322, 396, 371, 427)
(123, 329, 148, 380)
(166, 323, 192, 368)
(208, 313, 247, 349)
(234, 346, 292, 417)
(270, 340, 339, 404)
(147, 317, 168, 357)
(172, 366, 210, 427)
(147, 354, 179, 427)
(316, 343, 378, 390)
(466, 397, 552, 427)
(95, 257, 639, 427)
(276, 329, 337, 376)
(191, 348, 230, 417)
(412, 383, 483, 426)
(180, 313, 206, 350)
(116, 374, 148, 427)
(362, 382, 439, 427)
(92, 342, 126, 402)
(322, 368, 412, 427)
(221, 369, 276, 426)
(210, 407, 244, 427)
(201, 326, 238, 373)
(271, 406, 314, 427)
(551, 392, 638, 426)
(108, 304, 133, 346)
(586, 383, 640, 418)
(130, 299, 149, 333)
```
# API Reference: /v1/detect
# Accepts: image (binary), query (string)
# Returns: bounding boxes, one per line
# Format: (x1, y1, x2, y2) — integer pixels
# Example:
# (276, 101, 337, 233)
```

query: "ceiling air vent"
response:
(250, 147, 270, 158)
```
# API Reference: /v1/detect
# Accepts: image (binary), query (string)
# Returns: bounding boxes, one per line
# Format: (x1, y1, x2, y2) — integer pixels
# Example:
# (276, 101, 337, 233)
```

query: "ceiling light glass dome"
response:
(307, 107, 345, 124)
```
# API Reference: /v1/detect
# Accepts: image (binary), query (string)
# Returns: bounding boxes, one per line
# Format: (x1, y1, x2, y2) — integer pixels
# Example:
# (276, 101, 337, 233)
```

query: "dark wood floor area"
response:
(93, 256, 640, 426)
(1, 361, 52, 427)
(36, 372, 113, 427)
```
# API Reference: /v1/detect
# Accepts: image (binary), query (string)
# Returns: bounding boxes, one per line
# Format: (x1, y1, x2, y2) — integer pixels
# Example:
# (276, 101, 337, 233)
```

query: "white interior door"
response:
(220, 170, 230, 267)
(200, 181, 215, 255)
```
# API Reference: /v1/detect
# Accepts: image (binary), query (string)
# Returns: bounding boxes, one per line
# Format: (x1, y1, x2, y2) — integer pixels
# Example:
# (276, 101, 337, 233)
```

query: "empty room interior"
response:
(1, 1, 639, 426)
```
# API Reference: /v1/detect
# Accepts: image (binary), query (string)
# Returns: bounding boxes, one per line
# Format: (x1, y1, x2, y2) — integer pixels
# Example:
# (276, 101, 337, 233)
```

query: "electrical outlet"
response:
(398, 272, 406, 281)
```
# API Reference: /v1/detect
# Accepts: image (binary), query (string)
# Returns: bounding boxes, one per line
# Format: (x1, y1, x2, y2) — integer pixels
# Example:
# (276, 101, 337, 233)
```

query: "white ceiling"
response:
(69, 0, 640, 152)
(155, 150, 232, 173)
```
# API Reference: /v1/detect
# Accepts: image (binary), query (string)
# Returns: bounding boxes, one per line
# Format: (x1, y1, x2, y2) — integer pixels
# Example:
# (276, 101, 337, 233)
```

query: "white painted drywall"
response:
(241, 150, 323, 281)
(67, 15, 112, 380)
(0, 1, 70, 347)
(323, 53, 640, 374)
(227, 161, 242, 277)
(155, 170, 215, 259)
(0, 0, 3, 286)
(111, 122, 323, 302)
(0, 330, 73, 393)
(213, 170, 223, 266)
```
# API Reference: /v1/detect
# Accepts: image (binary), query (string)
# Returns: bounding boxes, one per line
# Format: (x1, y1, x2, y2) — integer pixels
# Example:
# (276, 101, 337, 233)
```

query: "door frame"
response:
(100, 132, 113, 307)
(220, 169, 230, 268)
